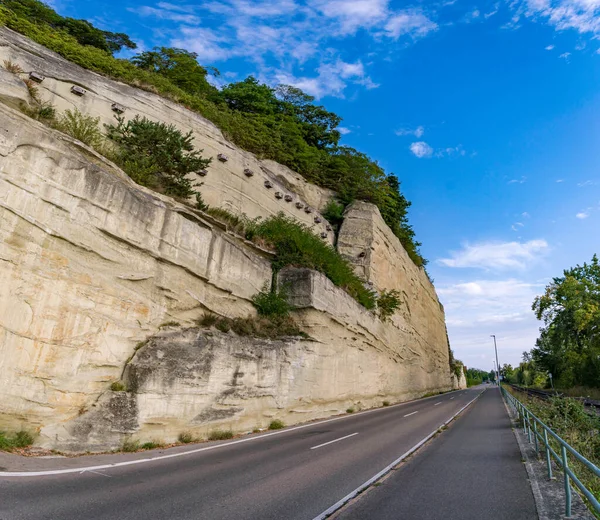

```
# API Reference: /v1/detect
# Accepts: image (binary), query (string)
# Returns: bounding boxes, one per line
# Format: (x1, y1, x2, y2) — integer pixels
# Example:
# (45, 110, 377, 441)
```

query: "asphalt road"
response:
(0, 387, 484, 520)
(338, 387, 537, 520)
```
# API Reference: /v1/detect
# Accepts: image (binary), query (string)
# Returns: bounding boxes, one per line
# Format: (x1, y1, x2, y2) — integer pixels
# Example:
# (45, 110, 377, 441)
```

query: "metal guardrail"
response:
(502, 386, 600, 517)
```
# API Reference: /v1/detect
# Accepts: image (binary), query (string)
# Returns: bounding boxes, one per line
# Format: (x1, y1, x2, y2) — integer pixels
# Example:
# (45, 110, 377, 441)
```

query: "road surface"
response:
(0, 387, 484, 520)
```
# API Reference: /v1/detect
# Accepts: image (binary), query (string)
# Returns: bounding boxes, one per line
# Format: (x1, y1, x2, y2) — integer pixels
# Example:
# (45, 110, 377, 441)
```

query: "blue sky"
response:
(51, 0, 600, 371)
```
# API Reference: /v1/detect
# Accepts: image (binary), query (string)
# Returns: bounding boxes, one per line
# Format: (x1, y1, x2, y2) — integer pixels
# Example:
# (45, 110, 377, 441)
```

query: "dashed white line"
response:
(403, 411, 418, 417)
(434, 402, 441, 406)
(450, 397, 455, 400)
(310, 432, 359, 450)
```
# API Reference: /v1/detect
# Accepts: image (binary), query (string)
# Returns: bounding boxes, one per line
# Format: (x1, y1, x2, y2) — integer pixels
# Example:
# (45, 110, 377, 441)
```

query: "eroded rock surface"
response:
(0, 29, 463, 452)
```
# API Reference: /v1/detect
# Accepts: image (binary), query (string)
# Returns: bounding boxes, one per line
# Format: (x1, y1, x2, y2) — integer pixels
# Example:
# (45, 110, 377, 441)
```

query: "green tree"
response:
(105, 115, 211, 198)
(131, 47, 215, 96)
(532, 254, 600, 388)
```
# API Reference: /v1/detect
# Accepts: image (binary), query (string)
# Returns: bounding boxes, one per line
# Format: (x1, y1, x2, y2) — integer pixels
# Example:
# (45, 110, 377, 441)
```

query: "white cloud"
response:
(133, 5, 201, 24)
(576, 211, 590, 219)
(545, 44, 555, 49)
(559, 51, 571, 59)
(311, 0, 390, 34)
(438, 239, 549, 270)
(395, 125, 424, 137)
(522, 212, 531, 218)
(556, 179, 564, 182)
(511, 0, 600, 37)
(508, 176, 527, 184)
(438, 278, 546, 367)
(410, 141, 434, 158)
(385, 10, 438, 39)
(338, 126, 351, 134)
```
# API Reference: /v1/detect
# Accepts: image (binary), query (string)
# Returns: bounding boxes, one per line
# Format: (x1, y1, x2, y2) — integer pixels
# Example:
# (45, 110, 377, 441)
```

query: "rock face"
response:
(0, 28, 463, 452)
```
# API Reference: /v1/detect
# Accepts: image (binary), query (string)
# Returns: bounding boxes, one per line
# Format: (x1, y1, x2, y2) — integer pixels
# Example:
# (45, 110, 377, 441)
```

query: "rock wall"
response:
(0, 28, 336, 243)
(0, 28, 463, 451)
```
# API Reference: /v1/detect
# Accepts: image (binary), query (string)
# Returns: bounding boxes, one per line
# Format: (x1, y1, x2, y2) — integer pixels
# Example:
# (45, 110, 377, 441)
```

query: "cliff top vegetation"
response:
(0, 0, 426, 268)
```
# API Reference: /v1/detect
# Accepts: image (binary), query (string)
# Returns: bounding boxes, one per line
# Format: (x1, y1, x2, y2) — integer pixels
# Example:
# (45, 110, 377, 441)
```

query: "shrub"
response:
(383, 401, 391, 406)
(178, 431, 194, 444)
(2, 59, 24, 74)
(268, 419, 285, 430)
(377, 289, 402, 321)
(251, 284, 291, 318)
(322, 199, 346, 230)
(199, 313, 218, 327)
(346, 407, 355, 413)
(23, 78, 40, 101)
(55, 109, 104, 149)
(215, 319, 231, 333)
(105, 115, 211, 199)
(206, 207, 250, 235)
(208, 430, 234, 441)
(110, 381, 126, 392)
(121, 439, 140, 452)
(246, 214, 376, 309)
(20, 100, 56, 122)
(140, 441, 163, 450)
(0, 430, 34, 451)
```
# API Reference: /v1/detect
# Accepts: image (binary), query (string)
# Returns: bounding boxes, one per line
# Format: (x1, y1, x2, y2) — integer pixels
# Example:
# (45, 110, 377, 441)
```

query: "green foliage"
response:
(1, 0, 136, 54)
(246, 214, 376, 309)
(178, 431, 195, 444)
(199, 313, 218, 327)
(105, 115, 211, 198)
(251, 284, 292, 318)
(448, 348, 464, 379)
(110, 381, 126, 392)
(20, 100, 56, 122)
(198, 312, 305, 339)
(121, 439, 140, 452)
(131, 47, 215, 97)
(0, 430, 34, 451)
(531, 254, 600, 388)
(0, 2, 426, 268)
(55, 109, 104, 148)
(208, 430, 234, 441)
(140, 441, 163, 450)
(159, 321, 180, 328)
(377, 289, 402, 321)
(346, 407, 355, 413)
(382, 400, 391, 406)
(508, 387, 600, 499)
(465, 367, 489, 387)
(195, 191, 208, 211)
(322, 199, 346, 231)
(215, 319, 231, 333)
(268, 419, 285, 430)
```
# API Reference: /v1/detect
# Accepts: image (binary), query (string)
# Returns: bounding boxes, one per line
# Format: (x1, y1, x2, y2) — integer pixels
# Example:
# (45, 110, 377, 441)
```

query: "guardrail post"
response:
(543, 429, 553, 480)
(533, 421, 539, 455)
(526, 411, 532, 443)
(562, 445, 572, 517)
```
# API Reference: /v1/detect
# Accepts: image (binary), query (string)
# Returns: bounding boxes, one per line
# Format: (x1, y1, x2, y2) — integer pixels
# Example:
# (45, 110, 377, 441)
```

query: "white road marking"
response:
(403, 411, 418, 417)
(450, 397, 455, 400)
(0, 388, 468, 478)
(434, 402, 441, 406)
(312, 390, 486, 520)
(310, 433, 358, 450)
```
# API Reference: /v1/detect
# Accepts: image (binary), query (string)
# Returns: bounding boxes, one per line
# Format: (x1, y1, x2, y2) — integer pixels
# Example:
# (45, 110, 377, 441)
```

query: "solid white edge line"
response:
(403, 411, 418, 417)
(311, 389, 486, 520)
(0, 388, 468, 478)
(434, 402, 441, 406)
(310, 433, 359, 450)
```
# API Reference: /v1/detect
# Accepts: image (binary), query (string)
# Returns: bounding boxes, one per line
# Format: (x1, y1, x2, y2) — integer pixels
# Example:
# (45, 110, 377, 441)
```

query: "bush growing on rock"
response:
(105, 115, 211, 199)
(268, 420, 284, 430)
(246, 214, 376, 309)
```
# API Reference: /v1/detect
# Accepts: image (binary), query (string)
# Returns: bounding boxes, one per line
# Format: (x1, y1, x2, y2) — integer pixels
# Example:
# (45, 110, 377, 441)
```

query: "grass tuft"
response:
(178, 431, 195, 444)
(110, 381, 126, 392)
(383, 401, 391, 406)
(0, 430, 34, 451)
(268, 419, 285, 430)
(208, 430, 234, 441)
(346, 407, 355, 414)
(121, 439, 140, 452)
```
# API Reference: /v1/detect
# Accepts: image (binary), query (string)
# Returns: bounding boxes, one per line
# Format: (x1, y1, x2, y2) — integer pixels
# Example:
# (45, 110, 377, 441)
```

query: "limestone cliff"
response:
(0, 28, 463, 452)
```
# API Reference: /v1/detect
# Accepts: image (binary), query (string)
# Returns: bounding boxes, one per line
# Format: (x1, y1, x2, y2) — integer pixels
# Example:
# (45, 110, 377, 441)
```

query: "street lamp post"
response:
(491, 335, 500, 386)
